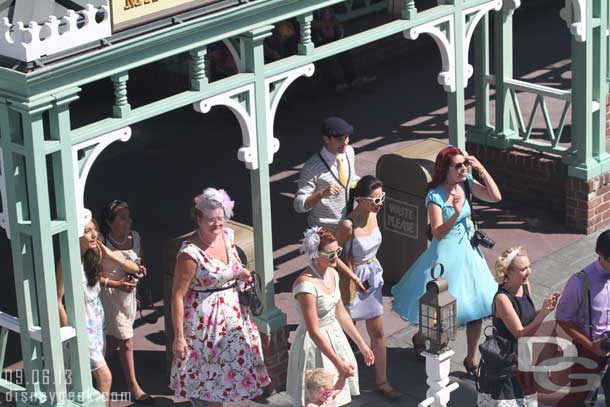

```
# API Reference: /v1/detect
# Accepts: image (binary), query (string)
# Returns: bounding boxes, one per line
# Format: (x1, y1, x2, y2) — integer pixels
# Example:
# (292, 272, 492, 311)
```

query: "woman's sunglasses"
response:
(449, 161, 470, 170)
(318, 247, 343, 260)
(360, 192, 386, 205)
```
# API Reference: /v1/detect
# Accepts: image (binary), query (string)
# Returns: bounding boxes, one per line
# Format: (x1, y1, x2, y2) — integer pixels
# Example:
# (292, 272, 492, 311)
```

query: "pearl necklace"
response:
(197, 230, 217, 248)
(310, 266, 331, 289)
(108, 232, 129, 247)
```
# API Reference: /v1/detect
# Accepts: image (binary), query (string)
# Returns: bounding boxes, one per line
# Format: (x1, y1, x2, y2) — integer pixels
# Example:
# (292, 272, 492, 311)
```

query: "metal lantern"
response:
(419, 263, 457, 354)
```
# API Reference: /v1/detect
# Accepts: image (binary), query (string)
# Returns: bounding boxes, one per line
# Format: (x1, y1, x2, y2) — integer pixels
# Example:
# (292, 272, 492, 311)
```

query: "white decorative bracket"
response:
(0, 4, 111, 62)
(0, 146, 9, 239)
(560, 0, 586, 42)
(463, 0, 503, 85)
(72, 127, 132, 236)
(193, 84, 258, 169)
(405, 16, 455, 92)
(264, 64, 315, 164)
(223, 38, 246, 73)
(405, 0, 503, 92)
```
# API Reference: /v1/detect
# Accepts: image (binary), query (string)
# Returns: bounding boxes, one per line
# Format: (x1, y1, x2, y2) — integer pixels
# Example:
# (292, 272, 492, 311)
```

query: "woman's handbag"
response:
(476, 325, 515, 392)
(238, 271, 263, 316)
(339, 218, 357, 305)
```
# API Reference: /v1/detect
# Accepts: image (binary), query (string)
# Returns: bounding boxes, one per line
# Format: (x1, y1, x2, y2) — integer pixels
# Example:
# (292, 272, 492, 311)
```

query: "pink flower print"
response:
(231, 261, 242, 275)
(230, 389, 239, 400)
(199, 275, 214, 287)
(188, 349, 201, 364)
(257, 369, 270, 384)
(224, 369, 236, 383)
(240, 374, 255, 390)
(184, 308, 193, 320)
(209, 347, 220, 362)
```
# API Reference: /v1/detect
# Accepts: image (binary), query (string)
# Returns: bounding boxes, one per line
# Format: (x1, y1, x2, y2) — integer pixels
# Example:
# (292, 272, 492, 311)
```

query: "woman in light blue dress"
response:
(391, 146, 502, 377)
(336, 175, 400, 400)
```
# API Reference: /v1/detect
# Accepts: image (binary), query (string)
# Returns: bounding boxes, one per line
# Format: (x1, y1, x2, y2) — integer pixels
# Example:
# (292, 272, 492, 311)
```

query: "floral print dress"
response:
(170, 228, 270, 402)
(82, 266, 106, 370)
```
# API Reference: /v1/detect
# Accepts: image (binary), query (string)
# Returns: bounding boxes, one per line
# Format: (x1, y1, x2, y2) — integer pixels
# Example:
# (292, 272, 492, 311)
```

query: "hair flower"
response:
(300, 226, 322, 260)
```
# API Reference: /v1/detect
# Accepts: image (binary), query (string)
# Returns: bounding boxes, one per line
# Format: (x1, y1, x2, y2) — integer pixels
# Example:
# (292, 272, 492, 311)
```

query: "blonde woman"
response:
(477, 247, 560, 407)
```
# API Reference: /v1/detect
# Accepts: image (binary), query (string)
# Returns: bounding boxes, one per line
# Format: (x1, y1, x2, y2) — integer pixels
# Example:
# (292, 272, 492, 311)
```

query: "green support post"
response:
(0, 100, 45, 403)
(14, 100, 68, 402)
(472, 14, 492, 137)
(241, 27, 287, 335)
(49, 90, 104, 406)
(446, 0, 466, 150)
(492, 5, 517, 146)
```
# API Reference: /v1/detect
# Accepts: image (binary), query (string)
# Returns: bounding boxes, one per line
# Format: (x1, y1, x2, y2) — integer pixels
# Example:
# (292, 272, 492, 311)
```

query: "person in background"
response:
(56, 216, 141, 407)
(286, 227, 374, 407)
(99, 200, 151, 403)
(335, 175, 400, 400)
(555, 230, 610, 406)
(311, 7, 376, 92)
(477, 246, 559, 407)
(170, 188, 270, 407)
(392, 145, 501, 378)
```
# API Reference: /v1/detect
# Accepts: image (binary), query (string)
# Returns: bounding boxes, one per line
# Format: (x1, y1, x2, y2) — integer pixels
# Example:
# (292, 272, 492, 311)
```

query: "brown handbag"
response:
(339, 218, 357, 305)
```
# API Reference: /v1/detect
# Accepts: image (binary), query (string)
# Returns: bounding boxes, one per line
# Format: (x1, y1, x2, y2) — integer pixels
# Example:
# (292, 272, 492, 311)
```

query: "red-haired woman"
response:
(392, 146, 501, 378)
(287, 227, 375, 407)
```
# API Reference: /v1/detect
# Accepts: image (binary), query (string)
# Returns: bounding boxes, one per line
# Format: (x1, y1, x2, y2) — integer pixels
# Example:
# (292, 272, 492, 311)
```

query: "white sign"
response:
(384, 197, 418, 239)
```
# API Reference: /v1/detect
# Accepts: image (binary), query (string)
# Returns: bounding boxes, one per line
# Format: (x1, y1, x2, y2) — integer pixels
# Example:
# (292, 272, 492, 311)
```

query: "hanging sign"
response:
(111, 0, 224, 32)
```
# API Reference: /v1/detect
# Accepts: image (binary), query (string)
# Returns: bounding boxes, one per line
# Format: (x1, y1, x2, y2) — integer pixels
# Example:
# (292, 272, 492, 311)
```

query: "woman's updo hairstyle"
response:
(495, 246, 528, 284)
(191, 187, 235, 221)
(348, 175, 383, 212)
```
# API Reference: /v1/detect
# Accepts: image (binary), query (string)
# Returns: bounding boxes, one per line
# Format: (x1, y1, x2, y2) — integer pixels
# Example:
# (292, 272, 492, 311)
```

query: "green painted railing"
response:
(486, 75, 574, 157)
(336, 0, 388, 22)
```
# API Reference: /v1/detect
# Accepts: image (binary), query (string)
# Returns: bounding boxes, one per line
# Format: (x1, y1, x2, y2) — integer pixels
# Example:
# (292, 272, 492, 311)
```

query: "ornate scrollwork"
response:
(560, 0, 586, 42)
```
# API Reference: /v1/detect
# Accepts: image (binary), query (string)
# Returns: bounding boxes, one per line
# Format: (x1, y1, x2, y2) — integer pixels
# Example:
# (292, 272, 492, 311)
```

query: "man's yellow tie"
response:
(336, 155, 347, 187)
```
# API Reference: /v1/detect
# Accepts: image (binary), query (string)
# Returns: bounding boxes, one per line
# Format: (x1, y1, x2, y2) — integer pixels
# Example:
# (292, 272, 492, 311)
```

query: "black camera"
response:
(600, 332, 610, 353)
(472, 230, 495, 249)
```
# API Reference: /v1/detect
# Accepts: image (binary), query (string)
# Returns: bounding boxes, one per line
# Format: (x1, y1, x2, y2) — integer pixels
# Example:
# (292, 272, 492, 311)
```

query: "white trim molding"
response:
(264, 63, 315, 164)
(72, 127, 132, 236)
(0, 4, 111, 62)
(405, 16, 455, 92)
(0, 146, 8, 239)
(193, 84, 258, 169)
(560, 0, 586, 42)
(463, 0, 503, 85)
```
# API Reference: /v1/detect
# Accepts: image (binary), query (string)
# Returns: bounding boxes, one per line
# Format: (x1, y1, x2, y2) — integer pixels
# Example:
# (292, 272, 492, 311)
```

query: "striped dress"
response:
(293, 146, 358, 230)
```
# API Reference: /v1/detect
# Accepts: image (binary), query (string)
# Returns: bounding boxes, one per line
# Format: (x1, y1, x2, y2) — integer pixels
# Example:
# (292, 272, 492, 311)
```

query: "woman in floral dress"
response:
(170, 188, 270, 407)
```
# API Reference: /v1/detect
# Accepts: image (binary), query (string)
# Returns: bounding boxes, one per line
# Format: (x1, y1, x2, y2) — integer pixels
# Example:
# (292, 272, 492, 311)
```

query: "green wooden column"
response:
(0, 92, 103, 406)
(491, 5, 517, 146)
(447, 0, 466, 150)
(241, 27, 287, 335)
(50, 90, 105, 406)
(569, 0, 610, 178)
(0, 99, 45, 403)
(472, 14, 492, 136)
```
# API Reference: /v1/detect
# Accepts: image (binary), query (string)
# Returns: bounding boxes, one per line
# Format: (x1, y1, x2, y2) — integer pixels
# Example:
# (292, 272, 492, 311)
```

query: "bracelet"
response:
(103, 277, 109, 288)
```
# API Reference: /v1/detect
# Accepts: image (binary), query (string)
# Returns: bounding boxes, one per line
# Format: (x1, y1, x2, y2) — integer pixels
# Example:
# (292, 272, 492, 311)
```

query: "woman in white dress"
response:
(99, 200, 151, 403)
(287, 227, 375, 407)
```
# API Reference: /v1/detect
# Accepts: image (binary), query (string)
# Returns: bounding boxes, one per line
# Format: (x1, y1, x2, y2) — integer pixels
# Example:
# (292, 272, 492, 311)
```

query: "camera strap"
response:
(318, 152, 351, 207)
(463, 176, 478, 230)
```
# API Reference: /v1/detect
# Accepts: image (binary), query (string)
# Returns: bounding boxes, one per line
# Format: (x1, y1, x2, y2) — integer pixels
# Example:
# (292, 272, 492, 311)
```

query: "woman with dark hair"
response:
(98, 200, 151, 403)
(56, 216, 141, 406)
(335, 175, 400, 400)
(392, 146, 501, 378)
(170, 188, 270, 407)
(287, 227, 374, 407)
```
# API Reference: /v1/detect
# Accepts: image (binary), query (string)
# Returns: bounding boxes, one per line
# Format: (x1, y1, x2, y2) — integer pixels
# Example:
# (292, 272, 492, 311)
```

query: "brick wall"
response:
(260, 326, 290, 392)
(566, 175, 610, 234)
(466, 142, 567, 219)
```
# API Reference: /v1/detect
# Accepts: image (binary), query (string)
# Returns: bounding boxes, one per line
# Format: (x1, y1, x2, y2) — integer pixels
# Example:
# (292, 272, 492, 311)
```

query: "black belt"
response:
(191, 282, 237, 293)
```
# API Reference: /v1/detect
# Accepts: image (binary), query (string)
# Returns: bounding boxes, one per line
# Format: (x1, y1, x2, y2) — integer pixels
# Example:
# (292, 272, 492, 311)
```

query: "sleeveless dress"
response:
(83, 267, 106, 370)
(391, 174, 497, 325)
(286, 271, 359, 407)
(477, 285, 538, 407)
(345, 224, 384, 320)
(169, 228, 270, 402)
(99, 231, 141, 339)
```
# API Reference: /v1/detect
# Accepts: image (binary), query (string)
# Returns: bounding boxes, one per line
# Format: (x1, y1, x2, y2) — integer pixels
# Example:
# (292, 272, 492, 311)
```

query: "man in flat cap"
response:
(294, 116, 359, 230)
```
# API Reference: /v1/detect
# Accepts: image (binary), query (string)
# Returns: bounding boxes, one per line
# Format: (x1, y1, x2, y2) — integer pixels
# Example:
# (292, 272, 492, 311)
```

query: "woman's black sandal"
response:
(463, 358, 479, 380)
